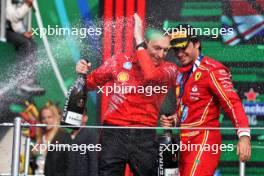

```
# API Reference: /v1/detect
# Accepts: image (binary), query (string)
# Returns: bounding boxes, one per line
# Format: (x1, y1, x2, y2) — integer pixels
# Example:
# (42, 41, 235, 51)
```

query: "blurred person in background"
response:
(6, 0, 44, 95)
(67, 108, 98, 176)
(33, 102, 70, 176)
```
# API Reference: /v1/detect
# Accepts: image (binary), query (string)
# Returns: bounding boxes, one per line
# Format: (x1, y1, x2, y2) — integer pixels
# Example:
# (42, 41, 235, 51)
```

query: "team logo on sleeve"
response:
(117, 72, 129, 82)
(195, 72, 202, 81)
(123, 61, 132, 70)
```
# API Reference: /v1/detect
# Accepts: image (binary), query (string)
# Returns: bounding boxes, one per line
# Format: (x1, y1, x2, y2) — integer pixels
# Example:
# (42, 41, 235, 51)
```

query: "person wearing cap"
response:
(159, 25, 251, 175)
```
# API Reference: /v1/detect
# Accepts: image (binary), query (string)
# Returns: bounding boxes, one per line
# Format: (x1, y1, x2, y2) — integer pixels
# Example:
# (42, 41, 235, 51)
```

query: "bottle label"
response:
(164, 168, 178, 176)
(65, 111, 82, 126)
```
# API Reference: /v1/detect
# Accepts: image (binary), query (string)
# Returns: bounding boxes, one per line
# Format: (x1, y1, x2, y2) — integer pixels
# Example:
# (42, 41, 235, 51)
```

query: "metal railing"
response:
(11, 117, 21, 176)
(0, 117, 248, 176)
(0, 0, 7, 42)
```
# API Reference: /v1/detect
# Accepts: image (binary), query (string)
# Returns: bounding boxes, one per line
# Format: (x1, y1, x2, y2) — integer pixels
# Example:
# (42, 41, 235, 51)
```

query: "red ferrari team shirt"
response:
(176, 56, 250, 137)
(86, 51, 178, 126)
(137, 52, 250, 137)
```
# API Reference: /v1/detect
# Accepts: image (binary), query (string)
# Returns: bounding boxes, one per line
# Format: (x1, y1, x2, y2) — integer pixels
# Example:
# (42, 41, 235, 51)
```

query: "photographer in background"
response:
(6, 0, 44, 95)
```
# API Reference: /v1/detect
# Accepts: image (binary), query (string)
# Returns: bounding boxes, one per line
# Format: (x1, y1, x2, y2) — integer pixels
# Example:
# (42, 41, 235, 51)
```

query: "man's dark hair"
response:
(189, 37, 202, 52)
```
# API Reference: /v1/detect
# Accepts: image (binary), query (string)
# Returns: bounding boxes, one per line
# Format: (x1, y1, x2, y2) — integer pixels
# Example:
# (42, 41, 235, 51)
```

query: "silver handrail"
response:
(11, 117, 22, 176)
(0, 0, 7, 42)
(239, 161, 245, 176)
(24, 137, 31, 175)
(5, 119, 249, 175)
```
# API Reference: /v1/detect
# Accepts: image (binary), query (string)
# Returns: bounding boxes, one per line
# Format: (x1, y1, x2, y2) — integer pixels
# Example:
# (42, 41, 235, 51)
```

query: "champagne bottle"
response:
(61, 61, 88, 128)
(159, 114, 179, 176)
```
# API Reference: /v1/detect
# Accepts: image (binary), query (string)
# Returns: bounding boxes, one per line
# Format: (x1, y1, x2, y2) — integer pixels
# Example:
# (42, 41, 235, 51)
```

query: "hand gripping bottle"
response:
(61, 60, 88, 128)
(159, 114, 179, 176)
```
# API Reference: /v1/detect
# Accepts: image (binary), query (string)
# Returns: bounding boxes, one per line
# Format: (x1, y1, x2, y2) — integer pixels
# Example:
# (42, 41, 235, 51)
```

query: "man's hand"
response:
(76, 59, 91, 74)
(237, 136, 251, 162)
(133, 13, 144, 45)
(160, 114, 177, 127)
(23, 31, 33, 39)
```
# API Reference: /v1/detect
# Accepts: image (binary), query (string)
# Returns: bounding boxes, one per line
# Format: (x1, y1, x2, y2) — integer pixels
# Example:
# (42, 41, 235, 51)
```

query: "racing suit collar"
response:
(178, 63, 193, 73)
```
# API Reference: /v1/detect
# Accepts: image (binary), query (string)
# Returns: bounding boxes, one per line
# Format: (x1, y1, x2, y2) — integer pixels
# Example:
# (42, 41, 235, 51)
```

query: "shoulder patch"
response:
(195, 72, 202, 81)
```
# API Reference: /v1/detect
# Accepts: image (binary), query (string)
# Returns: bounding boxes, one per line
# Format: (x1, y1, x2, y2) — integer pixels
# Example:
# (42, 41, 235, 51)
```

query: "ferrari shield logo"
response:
(195, 72, 202, 81)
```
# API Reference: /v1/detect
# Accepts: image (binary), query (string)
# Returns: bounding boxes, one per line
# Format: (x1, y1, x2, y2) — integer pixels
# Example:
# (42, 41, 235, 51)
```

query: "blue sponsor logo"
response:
(243, 102, 264, 116)
(123, 62, 132, 70)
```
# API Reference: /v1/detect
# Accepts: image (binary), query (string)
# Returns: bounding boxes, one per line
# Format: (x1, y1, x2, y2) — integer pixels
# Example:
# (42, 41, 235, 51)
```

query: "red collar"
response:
(178, 61, 194, 73)
(177, 55, 204, 73)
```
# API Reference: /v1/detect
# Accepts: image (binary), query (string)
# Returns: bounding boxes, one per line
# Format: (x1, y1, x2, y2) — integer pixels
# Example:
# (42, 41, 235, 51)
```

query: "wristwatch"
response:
(136, 42, 147, 50)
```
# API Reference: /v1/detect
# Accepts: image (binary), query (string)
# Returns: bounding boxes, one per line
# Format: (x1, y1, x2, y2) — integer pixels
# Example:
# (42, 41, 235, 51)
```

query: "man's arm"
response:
(6, 0, 32, 22)
(133, 13, 178, 85)
(208, 66, 251, 161)
(209, 67, 250, 136)
(6, 0, 33, 34)
(76, 58, 114, 90)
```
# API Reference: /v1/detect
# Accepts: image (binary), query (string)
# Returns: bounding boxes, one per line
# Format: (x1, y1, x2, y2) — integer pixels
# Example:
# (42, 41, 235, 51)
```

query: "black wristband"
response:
(136, 42, 147, 50)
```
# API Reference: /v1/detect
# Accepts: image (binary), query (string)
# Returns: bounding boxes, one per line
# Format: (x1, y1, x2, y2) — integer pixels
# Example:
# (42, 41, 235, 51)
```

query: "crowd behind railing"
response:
(13, 101, 98, 176)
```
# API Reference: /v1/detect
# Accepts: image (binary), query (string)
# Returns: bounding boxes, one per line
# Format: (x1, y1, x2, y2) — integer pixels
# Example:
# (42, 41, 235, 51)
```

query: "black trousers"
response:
(6, 29, 37, 80)
(98, 128, 159, 176)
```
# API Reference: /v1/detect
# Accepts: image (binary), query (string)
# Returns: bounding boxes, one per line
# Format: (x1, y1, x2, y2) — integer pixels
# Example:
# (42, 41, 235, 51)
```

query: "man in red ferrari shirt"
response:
(159, 25, 251, 176)
(76, 14, 178, 175)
